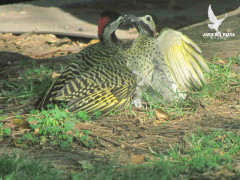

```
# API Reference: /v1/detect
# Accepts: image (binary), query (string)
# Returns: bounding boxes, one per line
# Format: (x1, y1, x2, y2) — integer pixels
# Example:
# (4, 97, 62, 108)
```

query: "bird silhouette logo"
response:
(208, 4, 227, 33)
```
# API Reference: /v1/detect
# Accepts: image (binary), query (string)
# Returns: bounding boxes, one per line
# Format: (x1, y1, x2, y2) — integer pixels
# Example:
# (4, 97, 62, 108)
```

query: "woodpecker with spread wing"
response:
(126, 15, 209, 107)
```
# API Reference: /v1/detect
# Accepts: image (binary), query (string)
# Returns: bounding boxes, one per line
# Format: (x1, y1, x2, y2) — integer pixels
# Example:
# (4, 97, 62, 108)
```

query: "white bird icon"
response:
(208, 4, 227, 33)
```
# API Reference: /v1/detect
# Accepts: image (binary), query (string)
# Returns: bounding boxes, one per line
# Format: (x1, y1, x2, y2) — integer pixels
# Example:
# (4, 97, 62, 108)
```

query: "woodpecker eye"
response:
(146, 16, 151, 21)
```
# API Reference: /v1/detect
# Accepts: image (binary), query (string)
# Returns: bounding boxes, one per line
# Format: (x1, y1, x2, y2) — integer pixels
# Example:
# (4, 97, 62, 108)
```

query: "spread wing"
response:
(208, 4, 217, 23)
(156, 29, 209, 90)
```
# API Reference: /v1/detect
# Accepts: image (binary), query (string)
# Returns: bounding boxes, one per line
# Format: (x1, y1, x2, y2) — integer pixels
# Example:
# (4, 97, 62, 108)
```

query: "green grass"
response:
(0, 155, 65, 180)
(142, 56, 240, 119)
(1, 130, 239, 180)
(0, 63, 56, 105)
(73, 130, 240, 180)
(193, 56, 240, 99)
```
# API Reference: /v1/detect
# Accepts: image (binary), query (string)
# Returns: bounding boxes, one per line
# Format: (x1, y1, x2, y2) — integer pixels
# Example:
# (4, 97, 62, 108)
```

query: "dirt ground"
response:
(0, 31, 239, 180)
(0, 1, 240, 179)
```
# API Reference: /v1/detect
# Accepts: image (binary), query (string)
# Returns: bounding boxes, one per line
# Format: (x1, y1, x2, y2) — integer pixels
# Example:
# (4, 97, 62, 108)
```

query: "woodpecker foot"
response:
(132, 97, 142, 108)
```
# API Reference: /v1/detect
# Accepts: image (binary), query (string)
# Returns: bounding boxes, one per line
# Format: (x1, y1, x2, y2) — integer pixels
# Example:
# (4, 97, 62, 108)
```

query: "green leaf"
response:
(77, 111, 90, 121)
(83, 130, 90, 135)
(4, 127, 11, 135)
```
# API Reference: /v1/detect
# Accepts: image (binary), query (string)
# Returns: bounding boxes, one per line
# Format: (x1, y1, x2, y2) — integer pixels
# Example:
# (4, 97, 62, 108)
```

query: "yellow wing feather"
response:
(52, 72, 134, 115)
(66, 87, 131, 115)
(157, 29, 209, 90)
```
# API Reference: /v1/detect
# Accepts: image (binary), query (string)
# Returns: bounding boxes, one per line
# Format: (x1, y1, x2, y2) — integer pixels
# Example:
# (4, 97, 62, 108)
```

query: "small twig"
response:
(229, 82, 240, 86)
(89, 132, 120, 147)
(89, 132, 148, 152)
(147, 130, 192, 134)
(99, 123, 130, 142)
(1, 113, 39, 121)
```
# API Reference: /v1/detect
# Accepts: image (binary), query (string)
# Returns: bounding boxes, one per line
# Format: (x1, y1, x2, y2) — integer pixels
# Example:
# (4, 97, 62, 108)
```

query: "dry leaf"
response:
(34, 128, 39, 134)
(130, 154, 146, 164)
(218, 59, 228, 64)
(214, 135, 226, 140)
(52, 72, 61, 79)
(48, 34, 57, 38)
(155, 108, 170, 121)
(120, 144, 126, 149)
(135, 111, 149, 124)
(145, 155, 155, 161)
(88, 39, 99, 45)
(12, 118, 30, 129)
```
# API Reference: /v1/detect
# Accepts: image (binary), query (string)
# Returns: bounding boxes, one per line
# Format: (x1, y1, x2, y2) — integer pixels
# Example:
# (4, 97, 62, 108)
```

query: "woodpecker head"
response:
(131, 14, 158, 37)
(98, 10, 121, 43)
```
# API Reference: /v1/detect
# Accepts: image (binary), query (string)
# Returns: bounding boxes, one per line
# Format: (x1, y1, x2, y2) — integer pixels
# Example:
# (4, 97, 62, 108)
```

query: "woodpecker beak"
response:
(122, 14, 138, 23)
(129, 15, 140, 22)
(116, 16, 125, 24)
